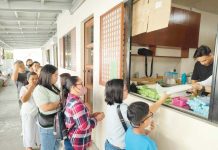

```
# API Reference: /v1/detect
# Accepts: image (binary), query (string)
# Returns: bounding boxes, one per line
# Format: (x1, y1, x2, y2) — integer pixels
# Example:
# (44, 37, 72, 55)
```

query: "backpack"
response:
(53, 106, 68, 140)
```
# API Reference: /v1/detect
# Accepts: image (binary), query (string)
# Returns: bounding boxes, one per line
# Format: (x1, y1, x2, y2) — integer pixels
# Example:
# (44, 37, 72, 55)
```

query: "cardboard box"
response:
(132, 0, 171, 35)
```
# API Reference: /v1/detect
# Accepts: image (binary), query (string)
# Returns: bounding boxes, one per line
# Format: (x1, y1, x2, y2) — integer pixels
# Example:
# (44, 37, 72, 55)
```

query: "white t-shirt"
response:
(198, 75, 212, 86)
(105, 102, 130, 149)
(19, 86, 38, 117)
(33, 85, 60, 115)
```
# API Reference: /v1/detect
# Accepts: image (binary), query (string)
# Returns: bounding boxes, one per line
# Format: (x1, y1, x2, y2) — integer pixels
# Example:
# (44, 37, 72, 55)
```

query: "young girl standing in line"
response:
(63, 76, 104, 150)
(20, 72, 40, 150)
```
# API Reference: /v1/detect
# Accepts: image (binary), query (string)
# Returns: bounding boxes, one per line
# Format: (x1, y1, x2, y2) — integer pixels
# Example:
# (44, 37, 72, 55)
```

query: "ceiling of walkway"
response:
(0, 0, 83, 49)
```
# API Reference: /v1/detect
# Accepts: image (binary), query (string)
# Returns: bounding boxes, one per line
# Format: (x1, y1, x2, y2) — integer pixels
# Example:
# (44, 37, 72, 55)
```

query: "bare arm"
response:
(150, 93, 169, 113)
(191, 80, 198, 84)
(39, 100, 60, 112)
(20, 86, 35, 103)
(192, 83, 211, 93)
(205, 86, 211, 93)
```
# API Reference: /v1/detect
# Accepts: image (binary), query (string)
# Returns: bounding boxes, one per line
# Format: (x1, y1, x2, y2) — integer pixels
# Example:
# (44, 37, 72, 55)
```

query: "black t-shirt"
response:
(191, 62, 213, 82)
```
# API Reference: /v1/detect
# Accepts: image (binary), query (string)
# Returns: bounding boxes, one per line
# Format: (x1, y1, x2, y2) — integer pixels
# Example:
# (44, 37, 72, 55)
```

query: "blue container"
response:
(181, 73, 187, 84)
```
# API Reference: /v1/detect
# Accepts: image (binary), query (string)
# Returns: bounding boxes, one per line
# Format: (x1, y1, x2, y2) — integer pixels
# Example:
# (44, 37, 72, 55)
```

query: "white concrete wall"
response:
(131, 46, 181, 77)
(55, 1, 218, 150)
(126, 94, 218, 150)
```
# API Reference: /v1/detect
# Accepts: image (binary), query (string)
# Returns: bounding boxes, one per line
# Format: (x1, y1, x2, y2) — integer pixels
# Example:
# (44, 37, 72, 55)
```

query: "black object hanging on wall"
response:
(138, 48, 153, 77)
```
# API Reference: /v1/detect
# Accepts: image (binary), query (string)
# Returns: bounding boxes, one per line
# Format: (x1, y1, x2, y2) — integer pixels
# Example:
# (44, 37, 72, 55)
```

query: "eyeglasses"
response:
(130, 112, 153, 128)
(75, 83, 84, 86)
(141, 112, 153, 123)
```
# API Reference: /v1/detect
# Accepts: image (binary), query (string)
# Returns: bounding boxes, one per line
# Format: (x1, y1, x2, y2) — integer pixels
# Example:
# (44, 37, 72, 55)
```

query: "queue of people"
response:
(11, 61, 106, 150)
(10, 44, 214, 150)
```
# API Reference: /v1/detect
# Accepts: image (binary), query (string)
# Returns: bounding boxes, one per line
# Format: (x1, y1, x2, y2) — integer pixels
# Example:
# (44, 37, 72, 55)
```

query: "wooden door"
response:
(84, 18, 94, 111)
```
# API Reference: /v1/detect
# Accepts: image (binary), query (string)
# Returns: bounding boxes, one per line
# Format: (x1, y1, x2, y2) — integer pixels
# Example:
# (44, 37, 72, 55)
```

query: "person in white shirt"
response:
(20, 72, 40, 150)
(32, 64, 61, 150)
(192, 75, 212, 94)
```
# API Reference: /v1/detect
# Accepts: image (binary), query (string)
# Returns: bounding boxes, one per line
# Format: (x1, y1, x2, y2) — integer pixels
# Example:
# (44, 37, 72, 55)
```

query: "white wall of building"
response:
(53, 1, 218, 150)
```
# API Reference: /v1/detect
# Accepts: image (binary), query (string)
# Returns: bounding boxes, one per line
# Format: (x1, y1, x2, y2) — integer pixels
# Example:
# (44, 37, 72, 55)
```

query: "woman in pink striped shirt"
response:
(63, 76, 104, 150)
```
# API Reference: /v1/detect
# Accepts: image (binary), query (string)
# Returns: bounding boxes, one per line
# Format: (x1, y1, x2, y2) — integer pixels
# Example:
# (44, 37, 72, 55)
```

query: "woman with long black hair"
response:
(33, 64, 61, 150)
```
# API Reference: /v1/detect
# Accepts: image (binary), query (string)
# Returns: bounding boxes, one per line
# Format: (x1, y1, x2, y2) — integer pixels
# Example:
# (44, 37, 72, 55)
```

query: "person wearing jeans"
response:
(33, 64, 61, 150)
(39, 127, 60, 150)
(105, 140, 125, 150)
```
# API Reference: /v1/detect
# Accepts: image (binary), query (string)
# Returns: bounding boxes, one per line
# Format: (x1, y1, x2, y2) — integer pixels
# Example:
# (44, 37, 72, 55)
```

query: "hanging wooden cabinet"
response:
(132, 7, 201, 58)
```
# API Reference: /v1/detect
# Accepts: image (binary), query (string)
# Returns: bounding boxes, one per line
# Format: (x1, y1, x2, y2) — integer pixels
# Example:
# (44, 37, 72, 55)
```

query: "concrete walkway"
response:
(0, 80, 23, 150)
(0, 80, 99, 150)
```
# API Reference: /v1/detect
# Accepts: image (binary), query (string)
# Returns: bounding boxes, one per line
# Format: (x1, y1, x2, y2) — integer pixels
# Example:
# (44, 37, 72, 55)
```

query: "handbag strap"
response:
(117, 105, 128, 131)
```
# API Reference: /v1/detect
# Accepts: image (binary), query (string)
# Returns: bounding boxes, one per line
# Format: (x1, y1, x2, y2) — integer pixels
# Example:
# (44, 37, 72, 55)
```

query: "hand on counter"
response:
(192, 83, 203, 90)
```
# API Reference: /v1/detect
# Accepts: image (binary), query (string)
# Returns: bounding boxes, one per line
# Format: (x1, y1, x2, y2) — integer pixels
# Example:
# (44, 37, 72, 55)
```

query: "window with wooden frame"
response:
(100, 2, 125, 85)
(60, 28, 76, 70)
(59, 37, 64, 67)
(71, 28, 76, 71)
(53, 43, 58, 67)
(63, 32, 72, 69)
(46, 49, 50, 64)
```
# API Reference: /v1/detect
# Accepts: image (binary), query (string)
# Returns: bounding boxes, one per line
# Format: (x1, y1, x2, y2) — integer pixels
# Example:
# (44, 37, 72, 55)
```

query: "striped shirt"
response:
(64, 93, 97, 150)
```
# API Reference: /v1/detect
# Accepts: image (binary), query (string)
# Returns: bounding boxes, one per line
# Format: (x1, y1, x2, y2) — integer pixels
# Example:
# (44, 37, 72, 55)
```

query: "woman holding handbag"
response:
(33, 64, 61, 150)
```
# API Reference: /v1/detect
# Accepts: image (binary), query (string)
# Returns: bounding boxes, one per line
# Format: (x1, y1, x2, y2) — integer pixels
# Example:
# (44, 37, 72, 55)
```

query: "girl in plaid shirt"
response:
(64, 76, 104, 150)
